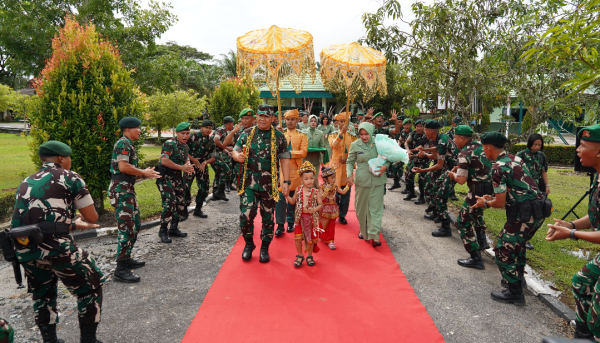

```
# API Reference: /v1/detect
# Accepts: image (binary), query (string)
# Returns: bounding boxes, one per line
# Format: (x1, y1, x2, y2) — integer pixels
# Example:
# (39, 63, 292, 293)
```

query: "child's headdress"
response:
(298, 161, 316, 176)
(321, 166, 336, 178)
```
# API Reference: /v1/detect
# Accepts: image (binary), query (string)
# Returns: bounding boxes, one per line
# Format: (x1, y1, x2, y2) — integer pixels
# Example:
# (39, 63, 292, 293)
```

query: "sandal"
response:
(306, 256, 316, 266)
(294, 255, 304, 268)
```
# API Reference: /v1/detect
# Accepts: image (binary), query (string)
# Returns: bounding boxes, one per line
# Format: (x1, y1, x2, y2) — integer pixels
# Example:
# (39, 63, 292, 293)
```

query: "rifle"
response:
(0, 231, 25, 289)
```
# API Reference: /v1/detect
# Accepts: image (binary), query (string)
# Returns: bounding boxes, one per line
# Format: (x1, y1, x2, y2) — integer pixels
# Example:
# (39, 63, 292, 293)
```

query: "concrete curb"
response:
(448, 214, 577, 323)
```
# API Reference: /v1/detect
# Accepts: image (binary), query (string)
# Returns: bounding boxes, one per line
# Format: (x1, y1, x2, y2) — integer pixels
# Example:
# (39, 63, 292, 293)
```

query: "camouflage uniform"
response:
(404, 130, 430, 194)
(456, 140, 492, 252)
(211, 125, 233, 188)
(388, 129, 411, 182)
(430, 133, 458, 218)
(0, 318, 14, 343)
(156, 138, 189, 224)
(108, 136, 140, 262)
(184, 131, 216, 207)
(492, 152, 544, 283)
(10, 162, 104, 327)
(516, 148, 548, 191)
(234, 127, 290, 242)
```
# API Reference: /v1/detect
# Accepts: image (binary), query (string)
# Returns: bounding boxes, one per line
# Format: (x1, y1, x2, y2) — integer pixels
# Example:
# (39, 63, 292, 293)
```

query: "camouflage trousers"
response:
(424, 170, 442, 206)
(404, 158, 429, 191)
(156, 176, 185, 224)
(388, 161, 404, 180)
(572, 254, 600, 338)
(108, 191, 140, 261)
(432, 171, 455, 220)
(457, 192, 486, 253)
(16, 237, 104, 326)
(213, 151, 232, 187)
(493, 216, 544, 284)
(183, 166, 210, 207)
(239, 187, 276, 242)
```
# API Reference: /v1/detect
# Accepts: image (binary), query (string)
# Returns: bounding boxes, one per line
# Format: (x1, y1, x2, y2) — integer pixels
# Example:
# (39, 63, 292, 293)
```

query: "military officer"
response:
(212, 116, 235, 201)
(108, 117, 160, 283)
(232, 110, 291, 263)
(156, 122, 194, 243)
(184, 119, 217, 218)
(446, 125, 492, 270)
(223, 109, 256, 190)
(8, 140, 104, 343)
(447, 115, 462, 140)
(403, 119, 429, 202)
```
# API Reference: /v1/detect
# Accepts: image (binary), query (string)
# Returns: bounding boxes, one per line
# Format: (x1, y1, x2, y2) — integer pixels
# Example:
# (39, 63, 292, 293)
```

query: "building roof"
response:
(258, 74, 334, 99)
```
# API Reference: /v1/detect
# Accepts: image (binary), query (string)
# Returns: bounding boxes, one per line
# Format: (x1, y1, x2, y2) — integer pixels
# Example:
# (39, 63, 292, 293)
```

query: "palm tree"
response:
(219, 49, 237, 77)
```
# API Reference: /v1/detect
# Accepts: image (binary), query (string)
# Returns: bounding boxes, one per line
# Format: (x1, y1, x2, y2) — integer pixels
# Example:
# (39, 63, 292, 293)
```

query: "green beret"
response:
(223, 116, 234, 124)
(578, 124, 600, 143)
(240, 108, 254, 117)
(414, 119, 425, 126)
(373, 112, 384, 120)
(481, 131, 507, 145)
(175, 122, 191, 132)
(201, 120, 213, 128)
(119, 116, 141, 128)
(402, 118, 412, 125)
(39, 140, 72, 157)
(424, 120, 442, 129)
(454, 125, 473, 136)
(453, 116, 463, 124)
(275, 111, 279, 115)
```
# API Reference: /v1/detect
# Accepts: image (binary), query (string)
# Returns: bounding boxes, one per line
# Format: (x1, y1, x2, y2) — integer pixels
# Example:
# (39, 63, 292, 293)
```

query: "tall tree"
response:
(219, 50, 237, 77)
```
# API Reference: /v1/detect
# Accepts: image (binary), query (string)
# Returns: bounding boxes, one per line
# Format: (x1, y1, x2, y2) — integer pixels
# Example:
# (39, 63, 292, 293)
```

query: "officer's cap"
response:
(39, 140, 72, 157)
(424, 120, 442, 129)
(578, 124, 600, 143)
(223, 116, 234, 124)
(454, 125, 473, 136)
(175, 122, 191, 132)
(481, 131, 507, 145)
(119, 117, 141, 128)
(201, 120, 214, 128)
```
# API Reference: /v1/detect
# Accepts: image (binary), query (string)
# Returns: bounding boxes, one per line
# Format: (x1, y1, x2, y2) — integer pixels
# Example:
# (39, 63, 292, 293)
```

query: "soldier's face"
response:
(375, 117, 384, 127)
(241, 117, 252, 128)
(126, 126, 141, 140)
(531, 139, 542, 153)
(416, 124, 424, 134)
(403, 124, 412, 131)
(425, 128, 438, 140)
(225, 122, 234, 131)
(256, 114, 273, 130)
(454, 135, 469, 149)
(482, 144, 499, 161)
(577, 140, 600, 167)
(201, 127, 212, 136)
(301, 171, 315, 188)
(302, 115, 308, 123)
(285, 117, 298, 130)
(59, 156, 72, 170)
(177, 130, 191, 144)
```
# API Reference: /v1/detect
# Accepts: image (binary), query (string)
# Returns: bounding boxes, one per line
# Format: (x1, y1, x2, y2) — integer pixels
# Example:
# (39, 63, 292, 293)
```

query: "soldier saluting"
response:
(109, 117, 161, 283)
(6, 141, 104, 343)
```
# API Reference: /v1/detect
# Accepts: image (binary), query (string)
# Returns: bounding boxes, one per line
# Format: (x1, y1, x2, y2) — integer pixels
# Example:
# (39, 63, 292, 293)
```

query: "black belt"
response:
(111, 173, 136, 184)
(37, 222, 73, 236)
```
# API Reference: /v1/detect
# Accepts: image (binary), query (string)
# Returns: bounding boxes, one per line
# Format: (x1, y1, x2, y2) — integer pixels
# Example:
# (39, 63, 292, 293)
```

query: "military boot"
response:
(158, 223, 171, 243)
(477, 229, 490, 250)
(432, 219, 452, 237)
(39, 324, 65, 343)
(229, 182, 237, 191)
(193, 206, 208, 218)
(113, 259, 141, 283)
(79, 322, 102, 343)
(213, 185, 229, 201)
(501, 266, 528, 289)
(388, 178, 401, 190)
(179, 210, 189, 222)
(491, 281, 525, 306)
(403, 189, 417, 200)
(574, 320, 595, 339)
(259, 240, 271, 263)
(414, 193, 426, 205)
(275, 224, 284, 237)
(242, 236, 256, 261)
(525, 241, 535, 250)
(168, 219, 188, 238)
(424, 212, 437, 220)
(433, 215, 443, 223)
(401, 184, 410, 194)
(450, 188, 459, 201)
(425, 204, 435, 213)
(126, 258, 145, 269)
(225, 183, 231, 192)
(457, 250, 485, 270)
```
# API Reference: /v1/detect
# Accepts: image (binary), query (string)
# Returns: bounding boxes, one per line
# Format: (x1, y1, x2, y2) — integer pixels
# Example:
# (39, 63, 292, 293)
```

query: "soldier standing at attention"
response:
(109, 117, 160, 283)
(223, 109, 256, 191)
(473, 131, 544, 306)
(403, 119, 429, 202)
(446, 125, 492, 270)
(156, 122, 194, 243)
(184, 119, 216, 218)
(211, 116, 235, 201)
(232, 110, 291, 263)
(8, 141, 104, 343)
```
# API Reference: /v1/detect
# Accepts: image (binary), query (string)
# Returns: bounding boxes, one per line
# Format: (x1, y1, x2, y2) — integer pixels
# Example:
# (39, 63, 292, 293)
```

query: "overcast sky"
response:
(151, 0, 421, 62)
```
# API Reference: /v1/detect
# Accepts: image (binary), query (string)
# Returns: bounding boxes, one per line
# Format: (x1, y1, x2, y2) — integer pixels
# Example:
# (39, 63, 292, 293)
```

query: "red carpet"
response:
(182, 190, 444, 343)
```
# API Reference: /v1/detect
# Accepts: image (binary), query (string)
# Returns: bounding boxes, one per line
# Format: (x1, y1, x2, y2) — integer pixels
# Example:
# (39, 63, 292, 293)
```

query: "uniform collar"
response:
(41, 162, 61, 169)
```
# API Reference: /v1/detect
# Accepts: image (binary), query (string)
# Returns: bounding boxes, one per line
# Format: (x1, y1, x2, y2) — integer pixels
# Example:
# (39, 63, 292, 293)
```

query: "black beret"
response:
(39, 140, 72, 157)
(223, 116, 234, 124)
(119, 117, 141, 128)
(481, 131, 507, 145)
(201, 120, 214, 128)
(424, 120, 442, 129)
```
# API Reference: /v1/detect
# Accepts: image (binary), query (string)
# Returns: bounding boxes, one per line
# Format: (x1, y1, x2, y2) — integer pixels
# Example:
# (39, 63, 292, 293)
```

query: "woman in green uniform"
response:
(304, 115, 325, 187)
(318, 116, 335, 166)
(346, 122, 389, 247)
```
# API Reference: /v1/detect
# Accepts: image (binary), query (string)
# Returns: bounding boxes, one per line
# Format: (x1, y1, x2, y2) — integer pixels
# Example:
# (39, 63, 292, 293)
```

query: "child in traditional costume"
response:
(319, 166, 349, 250)
(285, 161, 324, 267)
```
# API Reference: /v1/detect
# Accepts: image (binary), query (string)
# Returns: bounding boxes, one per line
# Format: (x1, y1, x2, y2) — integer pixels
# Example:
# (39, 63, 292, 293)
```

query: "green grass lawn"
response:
(449, 168, 596, 307)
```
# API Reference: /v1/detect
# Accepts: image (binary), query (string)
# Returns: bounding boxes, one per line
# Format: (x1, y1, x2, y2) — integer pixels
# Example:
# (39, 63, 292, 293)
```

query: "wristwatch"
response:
(484, 200, 489, 209)
(570, 229, 579, 241)
(283, 180, 291, 185)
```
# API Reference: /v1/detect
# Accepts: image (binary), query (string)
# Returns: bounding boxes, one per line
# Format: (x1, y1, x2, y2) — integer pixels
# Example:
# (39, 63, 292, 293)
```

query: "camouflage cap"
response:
(424, 120, 442, 129)
(239, 108, 254, 117)
(200, 119, 213, 128)
(257, 111, 271, 117)
(118, 116, 141, 128)
(454, 125, 473, 136)
(452, 116, 463, 124)
(223, 116, 234, 124)
(481, 131, 507, 145)
(176, 122, 191, 132)
(402, 118, 412, 125)
(39, 140, 72, 157)
(578, 124, 600, 143)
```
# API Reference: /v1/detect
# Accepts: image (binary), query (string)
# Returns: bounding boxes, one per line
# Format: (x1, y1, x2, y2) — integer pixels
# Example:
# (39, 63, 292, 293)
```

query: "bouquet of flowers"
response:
(368, 134, 410, 175)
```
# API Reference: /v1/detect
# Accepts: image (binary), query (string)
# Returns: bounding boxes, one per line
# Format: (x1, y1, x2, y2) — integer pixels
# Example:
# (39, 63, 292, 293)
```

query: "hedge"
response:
(508, 144, 575, 165)
(139, 157, 160, 170)
(0, 191, 15, 223)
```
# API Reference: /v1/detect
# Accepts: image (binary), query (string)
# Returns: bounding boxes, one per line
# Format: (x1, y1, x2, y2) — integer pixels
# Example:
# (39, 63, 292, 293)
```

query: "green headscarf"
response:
(358, 122, 375, 143)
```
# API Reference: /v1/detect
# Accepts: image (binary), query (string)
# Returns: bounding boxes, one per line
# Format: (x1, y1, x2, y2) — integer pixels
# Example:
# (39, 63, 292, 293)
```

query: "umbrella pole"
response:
(277, 74, 282, 127)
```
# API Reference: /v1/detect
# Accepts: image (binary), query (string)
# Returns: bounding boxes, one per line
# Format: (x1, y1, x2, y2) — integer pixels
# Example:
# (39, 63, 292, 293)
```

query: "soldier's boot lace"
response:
(259, 240, 271, 263)
(158, 223, 172, 244)
(476, 229, 490, 250)
(113, 259, 141, 283)
(457, 250, 485, 270)
(168, 219, 188, 238)
(574, 320, 595, 339)
(127, 258, 145, 269)
(39, 324, 65, 343)
(79, 322, 102, 343)
(431, 219, 452, 237)
(193, 206, 208, 218)
(242, 236, 256, 261)
(491, 281, 525, 306)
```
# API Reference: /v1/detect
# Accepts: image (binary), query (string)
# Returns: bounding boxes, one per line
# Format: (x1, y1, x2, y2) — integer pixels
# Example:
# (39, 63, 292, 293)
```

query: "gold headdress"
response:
(297, 161, 316, 176)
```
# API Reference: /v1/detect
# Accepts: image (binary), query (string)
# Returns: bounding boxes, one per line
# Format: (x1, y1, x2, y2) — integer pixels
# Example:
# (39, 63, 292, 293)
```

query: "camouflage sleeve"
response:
(456, 149, 470, 177)
(234, 131, 248, 153)
(115, 139, 133, 163)
(492, 163, 507, 194)
(70, 172, 94, 209)
(183, 144, 190, 162)
(277, 132, 291, 159)
(541, 151, 548, 172)
(437, 138, 448, 161)
(161, 141, 175, 159)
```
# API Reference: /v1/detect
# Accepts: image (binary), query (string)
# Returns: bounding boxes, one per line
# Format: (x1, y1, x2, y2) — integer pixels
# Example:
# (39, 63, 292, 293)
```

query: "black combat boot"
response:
(275, 224, 284, 237)
(168, 219, 187, 238)
(433, 215, 443, 223)
(225, 183, 231, 192)
(388, 178, 401, 190)
(79, 322, 102, 343)
(401, 184, 410, 194)
(501, 266, 528, 289)
(113, 259, 141, 283)
(477, 229, 490, 250)
(179, 210, 189, 222)
(213, 185, 229, 201)
(126, 258, 145, 269)
(230, 182, 237, 191)
(457, 250, 485, 269)
(403, 189, 417, 200)
(39, 324, 65, 343)
(414, 193, 426, 205)
(450, 188, 458, 201)
(574, 320, 595, 339)
(432, 219, 452, 237)
(286, 222, 295, 233)
(525, 241, 535, 250)
(259, 240, 271, 263)
(158, 223, 171, 243)
(491, 281, 525, 306)
(193, 206, 208, 218)
(242, 236, 256, 261)
(425, 204, 435, 213)
(424, 212, 437, 220)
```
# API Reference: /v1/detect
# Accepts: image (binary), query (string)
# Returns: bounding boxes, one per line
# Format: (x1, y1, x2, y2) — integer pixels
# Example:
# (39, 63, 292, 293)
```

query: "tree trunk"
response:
(157, 127, 162, 143)
(529, 106, 537, 135)
(93, 191, 105, 215)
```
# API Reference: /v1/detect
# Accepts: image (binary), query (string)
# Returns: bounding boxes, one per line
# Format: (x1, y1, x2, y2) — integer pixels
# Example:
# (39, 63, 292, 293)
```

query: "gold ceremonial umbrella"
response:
(320, 42, 387, 120)
(237, 25, 316, 124)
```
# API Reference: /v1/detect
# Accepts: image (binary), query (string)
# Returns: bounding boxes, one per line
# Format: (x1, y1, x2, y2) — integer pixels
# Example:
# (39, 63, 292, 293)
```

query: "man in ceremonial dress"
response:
(329, 112, 357, 225)
(184, 119, 217, 218)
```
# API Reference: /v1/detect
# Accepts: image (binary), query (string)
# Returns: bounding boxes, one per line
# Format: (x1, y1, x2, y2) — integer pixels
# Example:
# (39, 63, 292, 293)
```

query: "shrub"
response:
(0, 191, 15, 222)
(139, 157, 160, 170)
(521, 112, 532, 134)
(481, 112, 491, 132)
(208, 78, 260, 126)
(509, 144, 576, 165)
(147, 90, 206, 141)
